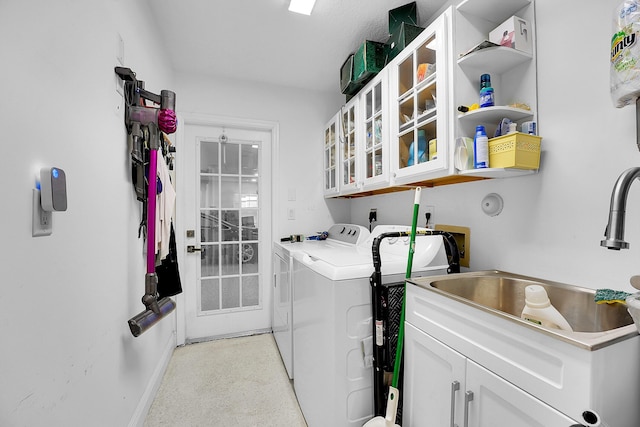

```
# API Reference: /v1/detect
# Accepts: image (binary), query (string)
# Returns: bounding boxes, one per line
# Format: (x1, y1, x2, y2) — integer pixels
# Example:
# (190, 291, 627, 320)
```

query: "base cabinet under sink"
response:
(404, 322, 580, 426)
(403, 281, 640, 427)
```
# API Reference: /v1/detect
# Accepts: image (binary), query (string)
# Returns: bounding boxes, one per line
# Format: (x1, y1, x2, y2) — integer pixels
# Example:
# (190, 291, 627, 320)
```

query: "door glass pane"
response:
(221, 176, 239, 208)
(241, 178, 258, 208)
(201, 141, 219, 173)
(201, 210, 219, 242)
(221, 210, 239, 242)
(201, 278, 220, 311)
(200, 244, 219, 277)
(200, 176, 219, 208)
(240, 243, 258, 273)
(221, 243, 240, 275)
(242, 275, 259, 306)
(241, 209, 258, 240)
(241, 144, 259, 176)
(221, 142, 239, 174)
(221, 277, 240, 309)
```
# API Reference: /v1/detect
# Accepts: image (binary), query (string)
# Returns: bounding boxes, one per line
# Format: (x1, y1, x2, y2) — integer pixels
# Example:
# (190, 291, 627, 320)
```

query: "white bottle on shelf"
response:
(521, 285, 573, 331)
(473, 125, 489, 168)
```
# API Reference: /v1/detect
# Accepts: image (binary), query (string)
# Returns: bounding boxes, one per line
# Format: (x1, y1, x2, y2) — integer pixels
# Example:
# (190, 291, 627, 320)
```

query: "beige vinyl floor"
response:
(144, 333, 307, 427)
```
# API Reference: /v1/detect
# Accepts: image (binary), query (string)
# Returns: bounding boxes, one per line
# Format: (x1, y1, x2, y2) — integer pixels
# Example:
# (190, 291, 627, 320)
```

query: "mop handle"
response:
(146, 147, 158, 274)
(392, 187, 421, 388)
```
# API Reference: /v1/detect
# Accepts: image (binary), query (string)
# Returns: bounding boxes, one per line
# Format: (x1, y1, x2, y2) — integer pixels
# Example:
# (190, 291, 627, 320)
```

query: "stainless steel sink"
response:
(408, 270, 638, 350)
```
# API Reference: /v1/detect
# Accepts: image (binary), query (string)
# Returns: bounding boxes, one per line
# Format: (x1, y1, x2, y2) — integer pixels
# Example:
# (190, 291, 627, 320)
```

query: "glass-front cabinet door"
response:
(390, 8, 453, 185)
(323, 112, 339, 197)
(338, 98, 360, 195)
(360, 69, 389, 192)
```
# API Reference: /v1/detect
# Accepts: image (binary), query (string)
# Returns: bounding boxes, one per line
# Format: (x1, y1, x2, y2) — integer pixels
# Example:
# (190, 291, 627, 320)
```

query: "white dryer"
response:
(291, 224, 449, 427)
(272, 224, 371, 379)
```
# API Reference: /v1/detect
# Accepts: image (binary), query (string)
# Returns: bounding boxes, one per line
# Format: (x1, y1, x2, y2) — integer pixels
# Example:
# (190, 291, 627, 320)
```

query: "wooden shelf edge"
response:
(334, 174, 489, 198)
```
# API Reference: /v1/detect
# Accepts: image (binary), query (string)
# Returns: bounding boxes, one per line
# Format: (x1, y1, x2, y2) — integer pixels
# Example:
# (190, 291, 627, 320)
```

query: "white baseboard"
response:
(128, 331, 177, 427)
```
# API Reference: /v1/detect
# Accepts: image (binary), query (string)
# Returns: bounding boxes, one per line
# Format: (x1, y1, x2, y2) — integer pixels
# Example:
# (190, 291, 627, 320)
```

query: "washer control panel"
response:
(326, 223, 370, 245)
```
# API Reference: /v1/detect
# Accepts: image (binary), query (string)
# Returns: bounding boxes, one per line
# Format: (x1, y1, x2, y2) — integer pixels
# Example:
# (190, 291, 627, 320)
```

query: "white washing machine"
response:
(291, 224, 449, 427)
(272, 224, 371, 379)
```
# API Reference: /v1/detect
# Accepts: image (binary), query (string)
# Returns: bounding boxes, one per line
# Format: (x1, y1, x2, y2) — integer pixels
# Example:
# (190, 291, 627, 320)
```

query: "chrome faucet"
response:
(601, 167, 640, 250)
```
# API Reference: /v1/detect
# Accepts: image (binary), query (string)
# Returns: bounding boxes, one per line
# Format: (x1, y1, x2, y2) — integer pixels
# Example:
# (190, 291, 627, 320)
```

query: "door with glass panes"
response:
(182, 122, 272, 341)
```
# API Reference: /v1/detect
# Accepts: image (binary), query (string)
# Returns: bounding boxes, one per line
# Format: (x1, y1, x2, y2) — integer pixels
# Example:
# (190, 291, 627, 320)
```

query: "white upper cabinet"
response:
(389, 8, 453, 186)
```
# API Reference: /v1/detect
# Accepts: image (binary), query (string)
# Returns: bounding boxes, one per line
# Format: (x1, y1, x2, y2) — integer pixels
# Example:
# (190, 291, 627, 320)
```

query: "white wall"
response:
(0, 1, 177, 426)
(173, 73, 350, 239)
(351, 0, 640, 292)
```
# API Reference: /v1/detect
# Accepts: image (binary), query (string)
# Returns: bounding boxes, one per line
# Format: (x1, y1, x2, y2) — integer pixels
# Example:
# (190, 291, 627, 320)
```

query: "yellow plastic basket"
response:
(488, 132, 542, 169)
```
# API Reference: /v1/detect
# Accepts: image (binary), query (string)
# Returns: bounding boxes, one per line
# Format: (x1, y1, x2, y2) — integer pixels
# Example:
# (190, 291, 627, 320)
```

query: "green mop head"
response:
(594, 289, 632, 305)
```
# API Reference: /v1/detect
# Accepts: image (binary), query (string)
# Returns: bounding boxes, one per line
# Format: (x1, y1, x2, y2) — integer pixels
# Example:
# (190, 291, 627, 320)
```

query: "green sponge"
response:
(594, 289, 632, 304)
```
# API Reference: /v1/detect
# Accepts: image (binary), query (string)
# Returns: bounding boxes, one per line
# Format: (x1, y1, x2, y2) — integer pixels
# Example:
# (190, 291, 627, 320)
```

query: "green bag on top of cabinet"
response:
(353, 40, 388, 84)
(611, 1, 640, 107)
(389, 2, 419, 36)
(340, 54, 365, 95)
(387, 22, 425, 62)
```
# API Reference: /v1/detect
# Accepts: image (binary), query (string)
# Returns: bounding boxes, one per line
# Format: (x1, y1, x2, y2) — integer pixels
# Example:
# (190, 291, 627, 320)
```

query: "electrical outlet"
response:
(424, 205, 435, 228)
(369, 208, 377, 223)
(32, 189, 52, 237)
(41, 209, 51, 226)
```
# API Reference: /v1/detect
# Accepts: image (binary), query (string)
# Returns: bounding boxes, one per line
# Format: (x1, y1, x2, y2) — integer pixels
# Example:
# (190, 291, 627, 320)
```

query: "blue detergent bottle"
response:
(479, 74, 494, 108)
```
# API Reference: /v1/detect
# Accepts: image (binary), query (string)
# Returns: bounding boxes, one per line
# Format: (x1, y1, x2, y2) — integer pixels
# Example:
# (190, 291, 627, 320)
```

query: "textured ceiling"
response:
(146, 0, 444, 94)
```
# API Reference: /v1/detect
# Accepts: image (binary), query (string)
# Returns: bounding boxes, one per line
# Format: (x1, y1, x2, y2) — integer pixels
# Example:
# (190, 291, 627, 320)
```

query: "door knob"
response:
(187, 245, 202, 253)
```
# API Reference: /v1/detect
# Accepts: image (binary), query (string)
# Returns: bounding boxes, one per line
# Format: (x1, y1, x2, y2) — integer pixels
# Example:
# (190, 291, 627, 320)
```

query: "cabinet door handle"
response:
(450, 380, 460, 427)
(463, 390, 474, 427)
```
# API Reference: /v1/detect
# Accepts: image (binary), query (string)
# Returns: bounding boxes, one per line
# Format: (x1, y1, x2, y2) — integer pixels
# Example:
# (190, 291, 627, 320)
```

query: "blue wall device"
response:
(40, 167, 67, 211)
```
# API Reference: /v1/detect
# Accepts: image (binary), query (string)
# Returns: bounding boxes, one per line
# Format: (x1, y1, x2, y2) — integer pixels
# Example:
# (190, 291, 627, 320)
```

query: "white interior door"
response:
(179, 120, 273, 342)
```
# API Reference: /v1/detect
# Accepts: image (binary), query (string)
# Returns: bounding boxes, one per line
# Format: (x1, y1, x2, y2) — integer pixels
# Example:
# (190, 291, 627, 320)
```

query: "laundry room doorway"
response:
(176, 114, 277, 343)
